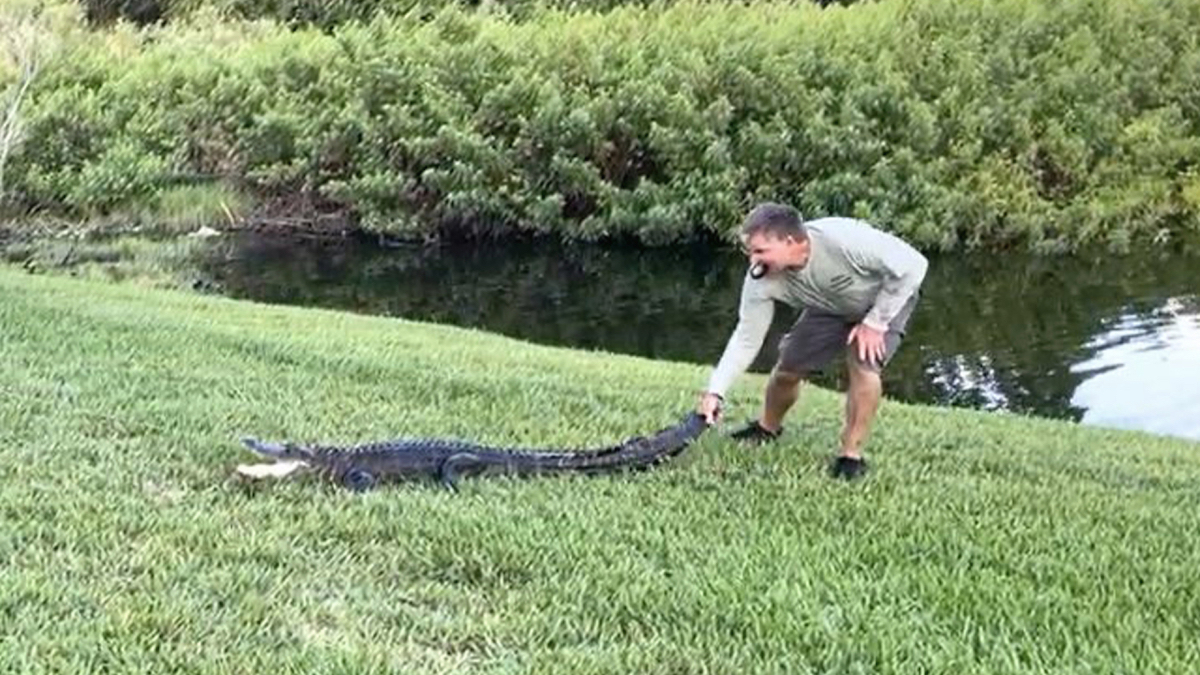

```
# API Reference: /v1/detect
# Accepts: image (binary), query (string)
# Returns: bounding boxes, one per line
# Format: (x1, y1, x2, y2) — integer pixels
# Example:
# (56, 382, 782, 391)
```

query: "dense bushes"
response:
(82, 0, 460, 27)
(79, 0, 865, 30)
(7, 0, 1200, 251)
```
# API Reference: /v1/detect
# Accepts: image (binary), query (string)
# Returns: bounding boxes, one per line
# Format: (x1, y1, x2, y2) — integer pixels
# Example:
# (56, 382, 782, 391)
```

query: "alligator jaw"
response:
(236, 435, 314, 480)
(241, 436, 292, 458)
(235, 460, 310, 479)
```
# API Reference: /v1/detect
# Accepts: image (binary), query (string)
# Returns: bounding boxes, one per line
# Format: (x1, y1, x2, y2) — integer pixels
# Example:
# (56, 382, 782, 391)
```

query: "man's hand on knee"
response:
(847, 322, 886, 366)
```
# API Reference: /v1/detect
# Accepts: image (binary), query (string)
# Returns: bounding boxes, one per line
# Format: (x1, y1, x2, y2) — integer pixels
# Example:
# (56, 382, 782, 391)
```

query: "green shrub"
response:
(78, 0, 867, 29)
(8, 0, 1200, 252)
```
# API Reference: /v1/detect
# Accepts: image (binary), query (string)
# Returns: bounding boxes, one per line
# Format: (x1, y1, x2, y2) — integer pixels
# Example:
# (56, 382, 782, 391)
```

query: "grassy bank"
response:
(2, 266, 1199, 673)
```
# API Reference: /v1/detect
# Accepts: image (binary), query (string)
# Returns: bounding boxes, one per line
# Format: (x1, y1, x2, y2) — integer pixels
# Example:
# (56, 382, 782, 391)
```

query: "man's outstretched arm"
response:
(701, 275, 776, 417)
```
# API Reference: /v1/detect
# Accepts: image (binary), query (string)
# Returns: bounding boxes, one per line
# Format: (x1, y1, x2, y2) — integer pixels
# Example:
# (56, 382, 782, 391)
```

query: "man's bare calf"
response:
(760, 366, 806, 433)
(841, 357, 882, 460)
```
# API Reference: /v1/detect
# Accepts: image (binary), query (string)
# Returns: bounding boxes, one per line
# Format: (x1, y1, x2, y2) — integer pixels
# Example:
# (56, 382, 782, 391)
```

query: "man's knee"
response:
(845, 355, 883, 385)
(769, 366, 808, 388)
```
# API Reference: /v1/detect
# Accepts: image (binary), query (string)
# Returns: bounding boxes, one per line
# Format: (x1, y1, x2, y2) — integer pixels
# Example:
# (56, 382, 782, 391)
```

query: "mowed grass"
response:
(2, 266, 1199, 674)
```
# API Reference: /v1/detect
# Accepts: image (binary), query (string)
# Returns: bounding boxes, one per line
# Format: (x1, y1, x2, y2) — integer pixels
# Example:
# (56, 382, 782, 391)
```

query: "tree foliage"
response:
(7, 0, 1200, 252)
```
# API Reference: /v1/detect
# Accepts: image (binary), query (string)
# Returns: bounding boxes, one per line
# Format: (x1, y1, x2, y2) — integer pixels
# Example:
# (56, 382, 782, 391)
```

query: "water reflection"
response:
(199, 232, 1200, 441)
(1070, 297, 1200, 440)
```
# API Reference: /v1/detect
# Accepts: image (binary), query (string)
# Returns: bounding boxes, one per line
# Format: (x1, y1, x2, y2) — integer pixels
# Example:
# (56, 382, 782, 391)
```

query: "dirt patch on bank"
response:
(230, 190, 361, 240)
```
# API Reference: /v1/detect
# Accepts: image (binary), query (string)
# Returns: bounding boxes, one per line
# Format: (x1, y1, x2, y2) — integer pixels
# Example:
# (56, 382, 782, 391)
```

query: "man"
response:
(696, 202, 928, 480)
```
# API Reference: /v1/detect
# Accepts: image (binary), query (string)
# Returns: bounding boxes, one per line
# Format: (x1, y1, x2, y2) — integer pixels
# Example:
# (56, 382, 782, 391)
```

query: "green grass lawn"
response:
(2, 266, 1199, 674)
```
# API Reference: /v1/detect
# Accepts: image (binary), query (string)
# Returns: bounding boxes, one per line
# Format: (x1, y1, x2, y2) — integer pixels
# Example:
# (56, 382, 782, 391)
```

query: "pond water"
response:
(199, 231, 1200, 442)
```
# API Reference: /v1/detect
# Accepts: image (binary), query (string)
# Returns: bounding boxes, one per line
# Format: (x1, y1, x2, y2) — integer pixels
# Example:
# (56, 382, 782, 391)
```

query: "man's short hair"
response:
(740, 202, 806, 241)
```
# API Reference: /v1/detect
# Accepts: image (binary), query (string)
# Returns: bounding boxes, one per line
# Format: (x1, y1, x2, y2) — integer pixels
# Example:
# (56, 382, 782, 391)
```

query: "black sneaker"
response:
(729, 420, 782, 445)
(829, 455, 869, 480)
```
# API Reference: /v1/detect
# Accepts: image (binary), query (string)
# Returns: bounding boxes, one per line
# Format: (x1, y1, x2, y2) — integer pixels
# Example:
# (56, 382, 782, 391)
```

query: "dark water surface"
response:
(200, 232, 1200, 442)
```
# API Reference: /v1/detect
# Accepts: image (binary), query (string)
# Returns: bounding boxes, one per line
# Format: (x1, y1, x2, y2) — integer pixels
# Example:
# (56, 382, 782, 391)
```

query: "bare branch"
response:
(0, 1, 54, 205)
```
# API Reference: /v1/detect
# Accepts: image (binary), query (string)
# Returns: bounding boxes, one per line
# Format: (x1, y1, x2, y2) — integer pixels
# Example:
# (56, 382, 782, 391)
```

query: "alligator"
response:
(234, 410, 710, 491)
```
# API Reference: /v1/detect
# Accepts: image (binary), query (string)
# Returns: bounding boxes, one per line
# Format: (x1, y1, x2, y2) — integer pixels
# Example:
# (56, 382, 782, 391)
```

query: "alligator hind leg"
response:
(438, 453, 480, 492)
(621, 434, 649, 449)
(342, 468, 377, 492)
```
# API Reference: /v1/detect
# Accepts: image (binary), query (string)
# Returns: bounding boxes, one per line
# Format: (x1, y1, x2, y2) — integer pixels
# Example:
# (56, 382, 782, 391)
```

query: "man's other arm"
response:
(849, 229, 928, 332)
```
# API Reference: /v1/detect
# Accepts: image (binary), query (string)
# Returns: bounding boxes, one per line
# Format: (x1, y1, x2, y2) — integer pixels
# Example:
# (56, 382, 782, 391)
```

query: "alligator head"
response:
(234, 437, 313, 480)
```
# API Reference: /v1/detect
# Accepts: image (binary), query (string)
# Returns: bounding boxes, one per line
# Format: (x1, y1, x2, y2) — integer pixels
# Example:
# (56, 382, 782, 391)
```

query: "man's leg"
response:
(760, 366, 806, 433)
(830, 292, 920, 479)
(730, 364, 803, 443)
(840, 357, 882, 459)
(732, 309, 843, 444)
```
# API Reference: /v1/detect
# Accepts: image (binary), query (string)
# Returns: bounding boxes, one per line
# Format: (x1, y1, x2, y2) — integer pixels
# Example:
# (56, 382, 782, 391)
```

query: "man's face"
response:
(742, 231, 808, 275)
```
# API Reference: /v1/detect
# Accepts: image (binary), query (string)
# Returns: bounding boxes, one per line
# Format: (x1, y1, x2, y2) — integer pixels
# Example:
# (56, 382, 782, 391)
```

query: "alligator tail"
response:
(504, 411, 709, 474)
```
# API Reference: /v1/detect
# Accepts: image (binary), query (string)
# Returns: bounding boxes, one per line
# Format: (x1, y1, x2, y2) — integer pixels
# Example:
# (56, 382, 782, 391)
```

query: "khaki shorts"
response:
(776, 292, 919, 374)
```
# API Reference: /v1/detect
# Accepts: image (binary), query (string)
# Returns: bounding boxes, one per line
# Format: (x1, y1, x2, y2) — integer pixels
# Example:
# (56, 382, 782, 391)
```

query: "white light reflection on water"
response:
(1070, 296, 1200, 441)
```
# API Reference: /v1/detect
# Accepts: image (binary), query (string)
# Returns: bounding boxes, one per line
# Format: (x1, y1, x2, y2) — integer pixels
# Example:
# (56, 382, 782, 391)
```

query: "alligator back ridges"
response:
(237, 411, 711, 491)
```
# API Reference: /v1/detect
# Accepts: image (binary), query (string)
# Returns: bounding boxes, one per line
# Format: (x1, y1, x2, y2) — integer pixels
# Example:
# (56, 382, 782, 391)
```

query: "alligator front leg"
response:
(342, 468, 378, 492)
(438, 452, 481, 492)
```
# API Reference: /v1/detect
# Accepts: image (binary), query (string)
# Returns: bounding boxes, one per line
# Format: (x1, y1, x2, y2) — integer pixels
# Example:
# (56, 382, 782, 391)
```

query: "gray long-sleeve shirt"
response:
(706, 217, 928, 397)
